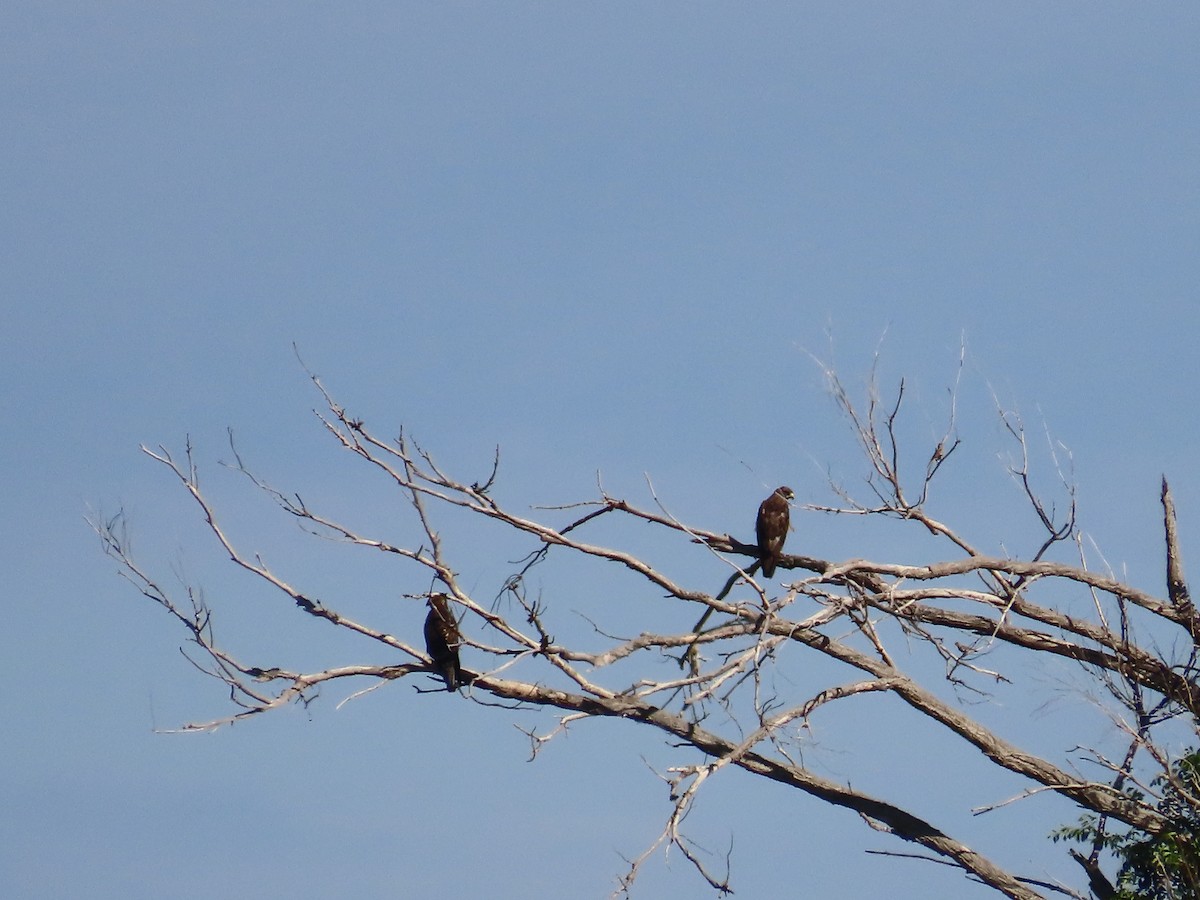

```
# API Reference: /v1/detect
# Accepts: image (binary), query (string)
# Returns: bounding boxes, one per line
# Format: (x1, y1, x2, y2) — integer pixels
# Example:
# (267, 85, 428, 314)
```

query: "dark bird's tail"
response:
(761, 555, 777, 579)
(438, 661, 459, 692)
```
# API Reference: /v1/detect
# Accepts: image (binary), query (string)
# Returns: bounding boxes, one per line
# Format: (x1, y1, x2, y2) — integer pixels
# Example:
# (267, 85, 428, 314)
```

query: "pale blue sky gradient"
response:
(3, 5, 1199, 898)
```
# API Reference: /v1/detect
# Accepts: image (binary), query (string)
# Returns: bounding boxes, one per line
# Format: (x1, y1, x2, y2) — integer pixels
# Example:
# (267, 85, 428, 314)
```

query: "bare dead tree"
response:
(89, 358, 1200, 900)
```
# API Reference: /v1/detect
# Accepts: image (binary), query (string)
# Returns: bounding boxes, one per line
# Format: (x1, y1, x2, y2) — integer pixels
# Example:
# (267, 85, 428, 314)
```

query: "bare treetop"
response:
(91, 360, 1200, 899)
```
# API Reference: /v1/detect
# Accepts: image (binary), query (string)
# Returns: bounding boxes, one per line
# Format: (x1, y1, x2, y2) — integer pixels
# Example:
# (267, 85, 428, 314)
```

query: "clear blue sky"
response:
(3, 4, 1198, 898)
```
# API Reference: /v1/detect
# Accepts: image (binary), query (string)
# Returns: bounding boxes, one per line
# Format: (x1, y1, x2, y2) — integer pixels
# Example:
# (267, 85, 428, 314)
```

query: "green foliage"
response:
(1054, 752, 1200, 899)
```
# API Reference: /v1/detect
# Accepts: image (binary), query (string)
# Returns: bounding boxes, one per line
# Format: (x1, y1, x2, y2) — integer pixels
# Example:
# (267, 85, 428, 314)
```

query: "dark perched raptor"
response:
(755, 486, 794, 578)
(424, 593, 464, 691)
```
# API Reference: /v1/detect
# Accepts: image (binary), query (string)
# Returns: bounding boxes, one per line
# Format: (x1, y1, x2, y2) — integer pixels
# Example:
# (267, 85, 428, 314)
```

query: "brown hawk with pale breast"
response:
(755, 486, 794, 578)
(424, 593, 464, 692)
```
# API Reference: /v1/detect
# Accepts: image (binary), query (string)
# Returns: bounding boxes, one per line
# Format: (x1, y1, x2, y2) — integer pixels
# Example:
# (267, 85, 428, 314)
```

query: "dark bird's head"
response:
(775, 486, 795, 502)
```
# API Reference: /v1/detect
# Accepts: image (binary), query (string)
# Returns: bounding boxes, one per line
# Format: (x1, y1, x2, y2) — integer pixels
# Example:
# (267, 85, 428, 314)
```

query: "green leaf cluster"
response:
(1054, 752, 1200, 899)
